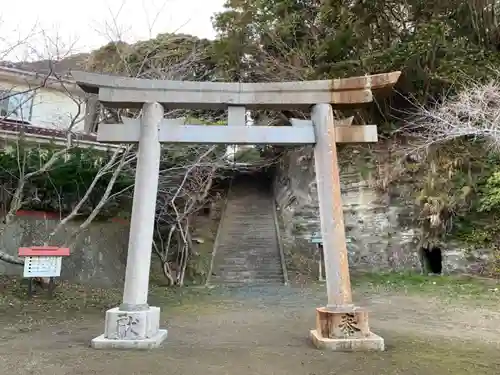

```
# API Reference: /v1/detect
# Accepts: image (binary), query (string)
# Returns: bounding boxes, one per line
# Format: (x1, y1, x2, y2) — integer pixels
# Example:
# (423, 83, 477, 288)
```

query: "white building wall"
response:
(0, 79, 86, 131)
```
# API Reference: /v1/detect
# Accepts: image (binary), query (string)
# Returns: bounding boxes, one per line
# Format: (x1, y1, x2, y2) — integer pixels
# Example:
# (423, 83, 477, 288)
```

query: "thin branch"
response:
(399, 79, 500, 154)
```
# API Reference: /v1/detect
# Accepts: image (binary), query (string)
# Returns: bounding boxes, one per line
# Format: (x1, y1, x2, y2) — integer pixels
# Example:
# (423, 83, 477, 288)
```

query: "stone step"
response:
(215, 252, 280, 257)
(213, 267, 282, 273)
(213, 265, 281, 272)
(209, 279, 284, 285)
(219, 227, 276, 231)
(214, 255, 281, 261)
(216, 255, 281, 261)
(214, 256, 282, 262)
(211, 267, 282, 273)
(215, 249, 280, 254)
(212, 276, 283, 280)
(215, 252, 279, 256)
(214, 255, 281, 260)
(219, 222, 276, 226)
(218, 229, 277, 232)
(220, 226, 276, 230)
(218, 230, 277, 234)
(228, 210, 272, 212)
(213, 273, 283, 279)
(217, 235, 277, 239)
(216, 244, 277, 248)
(226, 212, 271, 215)
(213, 257, 281, 264)
(210, 275, 283, 283)
(213, 265, 282, 272)
(217, 238, 278, 242)
(211, 272, 282, 277)
(212, 273, 283, 280)
(214, 247, 280, 252)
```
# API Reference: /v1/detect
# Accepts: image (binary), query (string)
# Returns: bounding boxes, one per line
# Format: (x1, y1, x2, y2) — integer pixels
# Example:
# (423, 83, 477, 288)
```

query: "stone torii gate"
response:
(73, 70, 400, 351)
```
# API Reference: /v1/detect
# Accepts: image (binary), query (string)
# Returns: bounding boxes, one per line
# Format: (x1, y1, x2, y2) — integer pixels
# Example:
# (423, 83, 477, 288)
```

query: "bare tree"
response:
(401, 80, 500, 151)
(382, 78, 500, 254)
(0, 30, 135, 267)
(152, 145, 226, 286)
(83, 17, 232, 285)
(0, 10, 272, 286)
(0, 122, 134, 267)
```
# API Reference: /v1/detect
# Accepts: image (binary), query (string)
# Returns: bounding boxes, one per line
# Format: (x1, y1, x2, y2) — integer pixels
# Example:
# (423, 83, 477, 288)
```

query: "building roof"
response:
(0, 65, 82, 95)
(0, 118, 96, 141)
(0, 53, 89, 77)
(0, 118, 120, 151)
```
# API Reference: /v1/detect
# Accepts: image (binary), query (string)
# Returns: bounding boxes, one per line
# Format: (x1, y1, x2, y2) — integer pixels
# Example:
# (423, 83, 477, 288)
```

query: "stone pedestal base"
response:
(91, 306, 168, 350)
(310, 306, 384, 352)
(310, 329, 384, 351)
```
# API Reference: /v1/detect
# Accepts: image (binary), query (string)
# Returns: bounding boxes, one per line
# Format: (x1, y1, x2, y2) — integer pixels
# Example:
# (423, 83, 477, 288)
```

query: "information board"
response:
(310, 231, 323, 244)
(23, 256, 62, 277)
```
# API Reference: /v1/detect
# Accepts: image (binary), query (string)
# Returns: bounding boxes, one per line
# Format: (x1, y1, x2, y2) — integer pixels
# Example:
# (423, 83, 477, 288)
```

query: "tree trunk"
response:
(0, 251, 24, 265)
(162, 262, 174, 286)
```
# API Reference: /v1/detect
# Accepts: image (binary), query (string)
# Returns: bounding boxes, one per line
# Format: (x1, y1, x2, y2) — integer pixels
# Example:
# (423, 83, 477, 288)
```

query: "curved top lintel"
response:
(71, 71, 401, 109)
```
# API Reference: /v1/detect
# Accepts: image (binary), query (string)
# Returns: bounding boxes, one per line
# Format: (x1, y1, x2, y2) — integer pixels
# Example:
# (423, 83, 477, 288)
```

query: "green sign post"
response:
(310, 232, 322, 244)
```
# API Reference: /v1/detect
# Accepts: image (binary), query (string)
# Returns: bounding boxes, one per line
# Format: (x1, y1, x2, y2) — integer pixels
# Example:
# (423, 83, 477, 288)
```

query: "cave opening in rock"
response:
(421, 246, 443, 275)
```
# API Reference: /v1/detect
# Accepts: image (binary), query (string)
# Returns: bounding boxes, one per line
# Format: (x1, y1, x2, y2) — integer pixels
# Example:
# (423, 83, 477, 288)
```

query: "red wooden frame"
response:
(18, 246, 70, 257)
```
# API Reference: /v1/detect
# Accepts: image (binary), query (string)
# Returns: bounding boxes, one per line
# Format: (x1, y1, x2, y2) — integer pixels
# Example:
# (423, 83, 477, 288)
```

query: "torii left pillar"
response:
(91, 102, 168, 349)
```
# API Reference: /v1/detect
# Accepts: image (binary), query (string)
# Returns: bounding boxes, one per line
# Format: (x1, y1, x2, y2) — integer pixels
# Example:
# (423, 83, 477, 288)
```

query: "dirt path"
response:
(367, 293, 500, 343)
(1, 284, 500, 375)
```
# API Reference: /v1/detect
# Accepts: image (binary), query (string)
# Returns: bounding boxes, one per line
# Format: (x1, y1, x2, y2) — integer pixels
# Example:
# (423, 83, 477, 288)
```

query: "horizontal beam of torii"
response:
(96, 116, 377, 144)
(73, 70, 400, 144)
(72, 71, 401, 110)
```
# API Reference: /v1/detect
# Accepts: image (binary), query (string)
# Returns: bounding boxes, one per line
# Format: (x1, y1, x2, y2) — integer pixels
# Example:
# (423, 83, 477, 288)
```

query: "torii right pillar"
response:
(309, 103, 384, 351)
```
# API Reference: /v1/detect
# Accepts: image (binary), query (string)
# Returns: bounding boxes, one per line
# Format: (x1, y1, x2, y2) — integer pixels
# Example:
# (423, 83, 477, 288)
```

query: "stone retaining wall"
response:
(273, 147, 486, 275)
(0, 210, 129, 287)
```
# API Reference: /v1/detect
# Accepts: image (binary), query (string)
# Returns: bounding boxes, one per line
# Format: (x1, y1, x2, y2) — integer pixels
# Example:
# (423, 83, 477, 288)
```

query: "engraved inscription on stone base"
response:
(104, 307, 161, 340)
(315, 307, 370, 339)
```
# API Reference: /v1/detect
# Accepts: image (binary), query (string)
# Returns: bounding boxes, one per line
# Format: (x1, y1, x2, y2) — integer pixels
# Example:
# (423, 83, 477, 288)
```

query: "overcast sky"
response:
(1, 0, 225, 61)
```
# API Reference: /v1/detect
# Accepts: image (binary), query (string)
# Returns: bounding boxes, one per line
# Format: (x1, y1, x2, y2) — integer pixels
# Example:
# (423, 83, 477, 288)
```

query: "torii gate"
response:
(73, 71, 401, 351)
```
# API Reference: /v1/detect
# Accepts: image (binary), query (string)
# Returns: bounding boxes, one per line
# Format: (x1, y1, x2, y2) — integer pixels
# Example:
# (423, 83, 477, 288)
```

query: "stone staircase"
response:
(208, 179, 285, 286)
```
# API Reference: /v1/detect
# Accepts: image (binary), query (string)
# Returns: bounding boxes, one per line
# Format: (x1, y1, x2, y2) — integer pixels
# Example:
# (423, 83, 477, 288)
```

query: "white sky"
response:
(1, 0, 225, 61)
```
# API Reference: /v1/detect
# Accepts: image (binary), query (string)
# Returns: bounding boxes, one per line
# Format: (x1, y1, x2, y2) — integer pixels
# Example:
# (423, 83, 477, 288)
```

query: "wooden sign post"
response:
(73, 70, 400, 351)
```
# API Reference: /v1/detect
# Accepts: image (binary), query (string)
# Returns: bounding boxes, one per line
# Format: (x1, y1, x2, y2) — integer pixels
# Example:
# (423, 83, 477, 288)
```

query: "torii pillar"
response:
(91, 102, 168, 349)
(309, 104, 384, 351)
